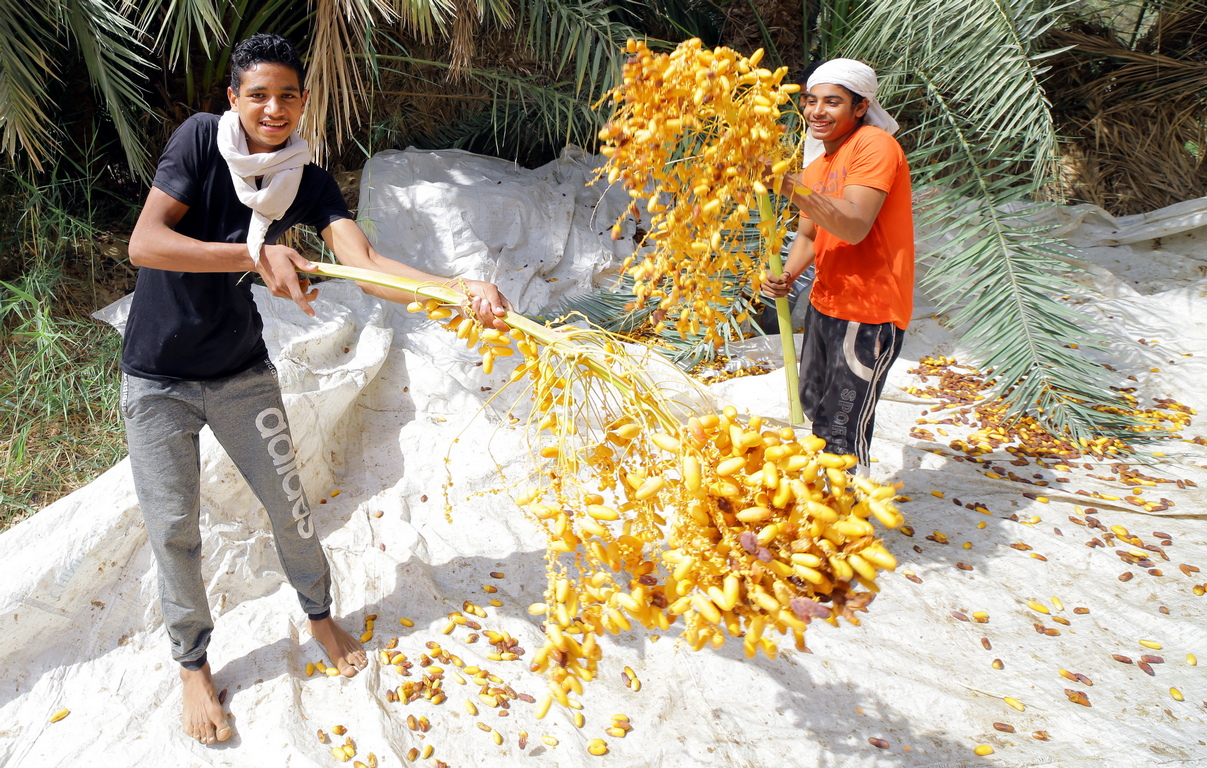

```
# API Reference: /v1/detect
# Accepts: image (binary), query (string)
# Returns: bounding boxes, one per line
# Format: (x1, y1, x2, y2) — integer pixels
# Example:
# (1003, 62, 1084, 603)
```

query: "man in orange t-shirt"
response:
(762, 59, 913, 468)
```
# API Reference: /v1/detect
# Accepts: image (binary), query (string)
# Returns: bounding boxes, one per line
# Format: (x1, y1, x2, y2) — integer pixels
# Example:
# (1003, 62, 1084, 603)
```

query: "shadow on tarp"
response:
(775, 667, 993, 767)
(875, 450, 1024, 570)
(872, 431, 1125, 562)
(0, 448, 1035, 722)
(0, 365, 1109, 755)
(295, 545, 991, 767)
(684, 639, 993, 767)
(198, 558, 984, 766)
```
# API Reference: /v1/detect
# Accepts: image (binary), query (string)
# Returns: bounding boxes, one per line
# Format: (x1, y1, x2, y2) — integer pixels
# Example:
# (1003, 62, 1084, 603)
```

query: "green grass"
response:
(0, 145, 135, 533)
(0, 294, 125, 529)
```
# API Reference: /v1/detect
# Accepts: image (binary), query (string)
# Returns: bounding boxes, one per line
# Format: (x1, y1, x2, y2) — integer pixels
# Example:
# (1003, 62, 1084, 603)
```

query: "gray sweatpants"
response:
(122, 360, 332, 668)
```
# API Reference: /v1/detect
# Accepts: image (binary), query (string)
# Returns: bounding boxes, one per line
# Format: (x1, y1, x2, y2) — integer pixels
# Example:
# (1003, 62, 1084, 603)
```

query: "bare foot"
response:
(180, 663, 232, 745)
(310, 617, 368, 677)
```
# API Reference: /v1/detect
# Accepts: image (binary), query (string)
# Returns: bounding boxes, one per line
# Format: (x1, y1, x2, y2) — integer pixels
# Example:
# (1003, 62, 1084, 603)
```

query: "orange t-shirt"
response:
(799, 126, 914, 330)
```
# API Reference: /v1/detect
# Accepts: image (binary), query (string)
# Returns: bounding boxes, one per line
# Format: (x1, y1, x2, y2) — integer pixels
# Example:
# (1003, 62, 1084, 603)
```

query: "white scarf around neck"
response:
(216, 110, 311, 266)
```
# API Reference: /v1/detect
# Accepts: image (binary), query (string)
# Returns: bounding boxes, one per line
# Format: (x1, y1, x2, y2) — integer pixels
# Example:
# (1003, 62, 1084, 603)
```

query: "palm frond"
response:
(854, 0, 1062, 180)
(195, 0, 306, 106)
(552, 270, 765, 369)
(742, 0, 785, 68)
(303, 0, 634, 161)
(448, 0, 515, 79)
(393, 0, 456, 41)
(473, 0, 515, 28)
(132, 0, 225, 68)
(1047, 27, 1207, 107)
(551, 275, 656, 335)
(515, 0, 633, 98)
(845, 0, 1143, 439)
(552, 196, 788, 370)
(612, 0, 723, 43)
(477, 69, 602, 152)
(306, 0, 507, 158)
(59, 0, 154, 180)
(1043, 6, 1207, 213)
(793, 0, 871, 61)
(376, 55, 606, 157)
(305, 0, 387, 160)
(0, 2, 58, 169)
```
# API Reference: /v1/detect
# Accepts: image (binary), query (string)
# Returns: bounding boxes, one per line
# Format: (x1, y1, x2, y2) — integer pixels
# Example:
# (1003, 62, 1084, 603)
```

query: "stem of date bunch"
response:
(756, 189, 804, 425)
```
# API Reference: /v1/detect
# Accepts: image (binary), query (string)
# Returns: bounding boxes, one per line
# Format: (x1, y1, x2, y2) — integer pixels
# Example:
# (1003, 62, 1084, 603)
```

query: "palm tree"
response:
(332, 0, 638, 165)
(828, 0, 1193, 438)
(0, 1, 162, 178)
(1043, 2, 1207, 214)
(621, 0, 1198, 439)
(0, 0, 644, 175)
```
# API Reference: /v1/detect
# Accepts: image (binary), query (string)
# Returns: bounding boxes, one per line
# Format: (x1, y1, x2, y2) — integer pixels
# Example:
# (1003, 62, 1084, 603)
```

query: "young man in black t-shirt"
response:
(124, 34, 511, 745)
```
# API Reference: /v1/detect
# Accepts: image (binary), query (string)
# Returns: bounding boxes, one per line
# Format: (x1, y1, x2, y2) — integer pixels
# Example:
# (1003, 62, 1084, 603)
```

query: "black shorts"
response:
(798, 303, 905, 465)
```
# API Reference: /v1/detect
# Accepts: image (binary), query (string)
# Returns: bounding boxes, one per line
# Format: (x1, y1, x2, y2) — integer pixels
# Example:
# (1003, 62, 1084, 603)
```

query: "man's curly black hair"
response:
(229, 34, 306, 93)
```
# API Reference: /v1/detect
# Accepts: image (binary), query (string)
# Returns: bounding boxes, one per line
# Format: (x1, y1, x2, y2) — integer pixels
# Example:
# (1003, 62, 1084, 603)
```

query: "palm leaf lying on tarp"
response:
(845, 0, 1143, 440)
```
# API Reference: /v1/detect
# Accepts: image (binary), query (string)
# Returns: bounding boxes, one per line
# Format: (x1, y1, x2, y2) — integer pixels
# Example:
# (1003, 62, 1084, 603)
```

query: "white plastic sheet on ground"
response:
(1, 150, 1206, 766)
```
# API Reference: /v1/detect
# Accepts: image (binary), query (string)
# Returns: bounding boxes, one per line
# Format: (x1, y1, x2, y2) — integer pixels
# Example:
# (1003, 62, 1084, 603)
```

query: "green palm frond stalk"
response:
(304, 261, 718, 433)
(757, 188, 804, 424)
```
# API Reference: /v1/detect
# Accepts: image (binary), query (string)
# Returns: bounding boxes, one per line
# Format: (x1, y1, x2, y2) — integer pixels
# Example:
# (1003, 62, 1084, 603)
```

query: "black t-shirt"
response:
(121, 112, 351, 380)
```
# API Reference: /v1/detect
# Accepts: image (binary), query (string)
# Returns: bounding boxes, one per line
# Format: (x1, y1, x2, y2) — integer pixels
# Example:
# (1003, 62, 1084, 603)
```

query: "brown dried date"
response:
(1064, 689, 1091, 707)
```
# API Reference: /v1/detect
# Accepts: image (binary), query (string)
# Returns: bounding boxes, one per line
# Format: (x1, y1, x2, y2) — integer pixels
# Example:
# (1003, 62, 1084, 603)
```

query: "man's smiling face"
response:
(804, 82, 868, 150)
(227, 62, 308, 154)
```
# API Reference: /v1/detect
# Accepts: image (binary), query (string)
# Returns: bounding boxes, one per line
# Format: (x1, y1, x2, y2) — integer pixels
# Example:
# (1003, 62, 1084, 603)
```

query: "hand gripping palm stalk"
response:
(595, 38, 804, 423)
(304, 263, 902, 712)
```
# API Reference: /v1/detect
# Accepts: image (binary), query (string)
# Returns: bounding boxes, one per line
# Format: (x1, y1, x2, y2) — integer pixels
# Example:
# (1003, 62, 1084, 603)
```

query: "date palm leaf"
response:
(845, 0, 1143, 439)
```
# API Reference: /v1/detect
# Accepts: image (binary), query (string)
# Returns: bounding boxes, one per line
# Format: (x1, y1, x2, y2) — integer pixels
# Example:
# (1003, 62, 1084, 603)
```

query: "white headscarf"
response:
(216, 110, 311, 266)
(802, 58, 898, 165)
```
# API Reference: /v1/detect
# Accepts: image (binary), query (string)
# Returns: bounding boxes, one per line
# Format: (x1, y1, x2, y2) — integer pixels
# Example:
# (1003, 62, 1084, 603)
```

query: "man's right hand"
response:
(258, 244, 319, 316)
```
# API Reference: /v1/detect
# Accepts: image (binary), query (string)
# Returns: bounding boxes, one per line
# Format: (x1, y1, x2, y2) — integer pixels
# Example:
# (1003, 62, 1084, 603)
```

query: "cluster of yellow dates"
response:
(595, 37, 800, 343)
(517, 406, 903, 699)
(407, 299, 523, 375)
(409, 295, 903, 704)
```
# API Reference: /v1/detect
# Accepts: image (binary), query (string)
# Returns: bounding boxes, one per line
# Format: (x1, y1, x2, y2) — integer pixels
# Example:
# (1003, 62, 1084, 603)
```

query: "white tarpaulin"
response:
(1, 149, 1205, 767)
